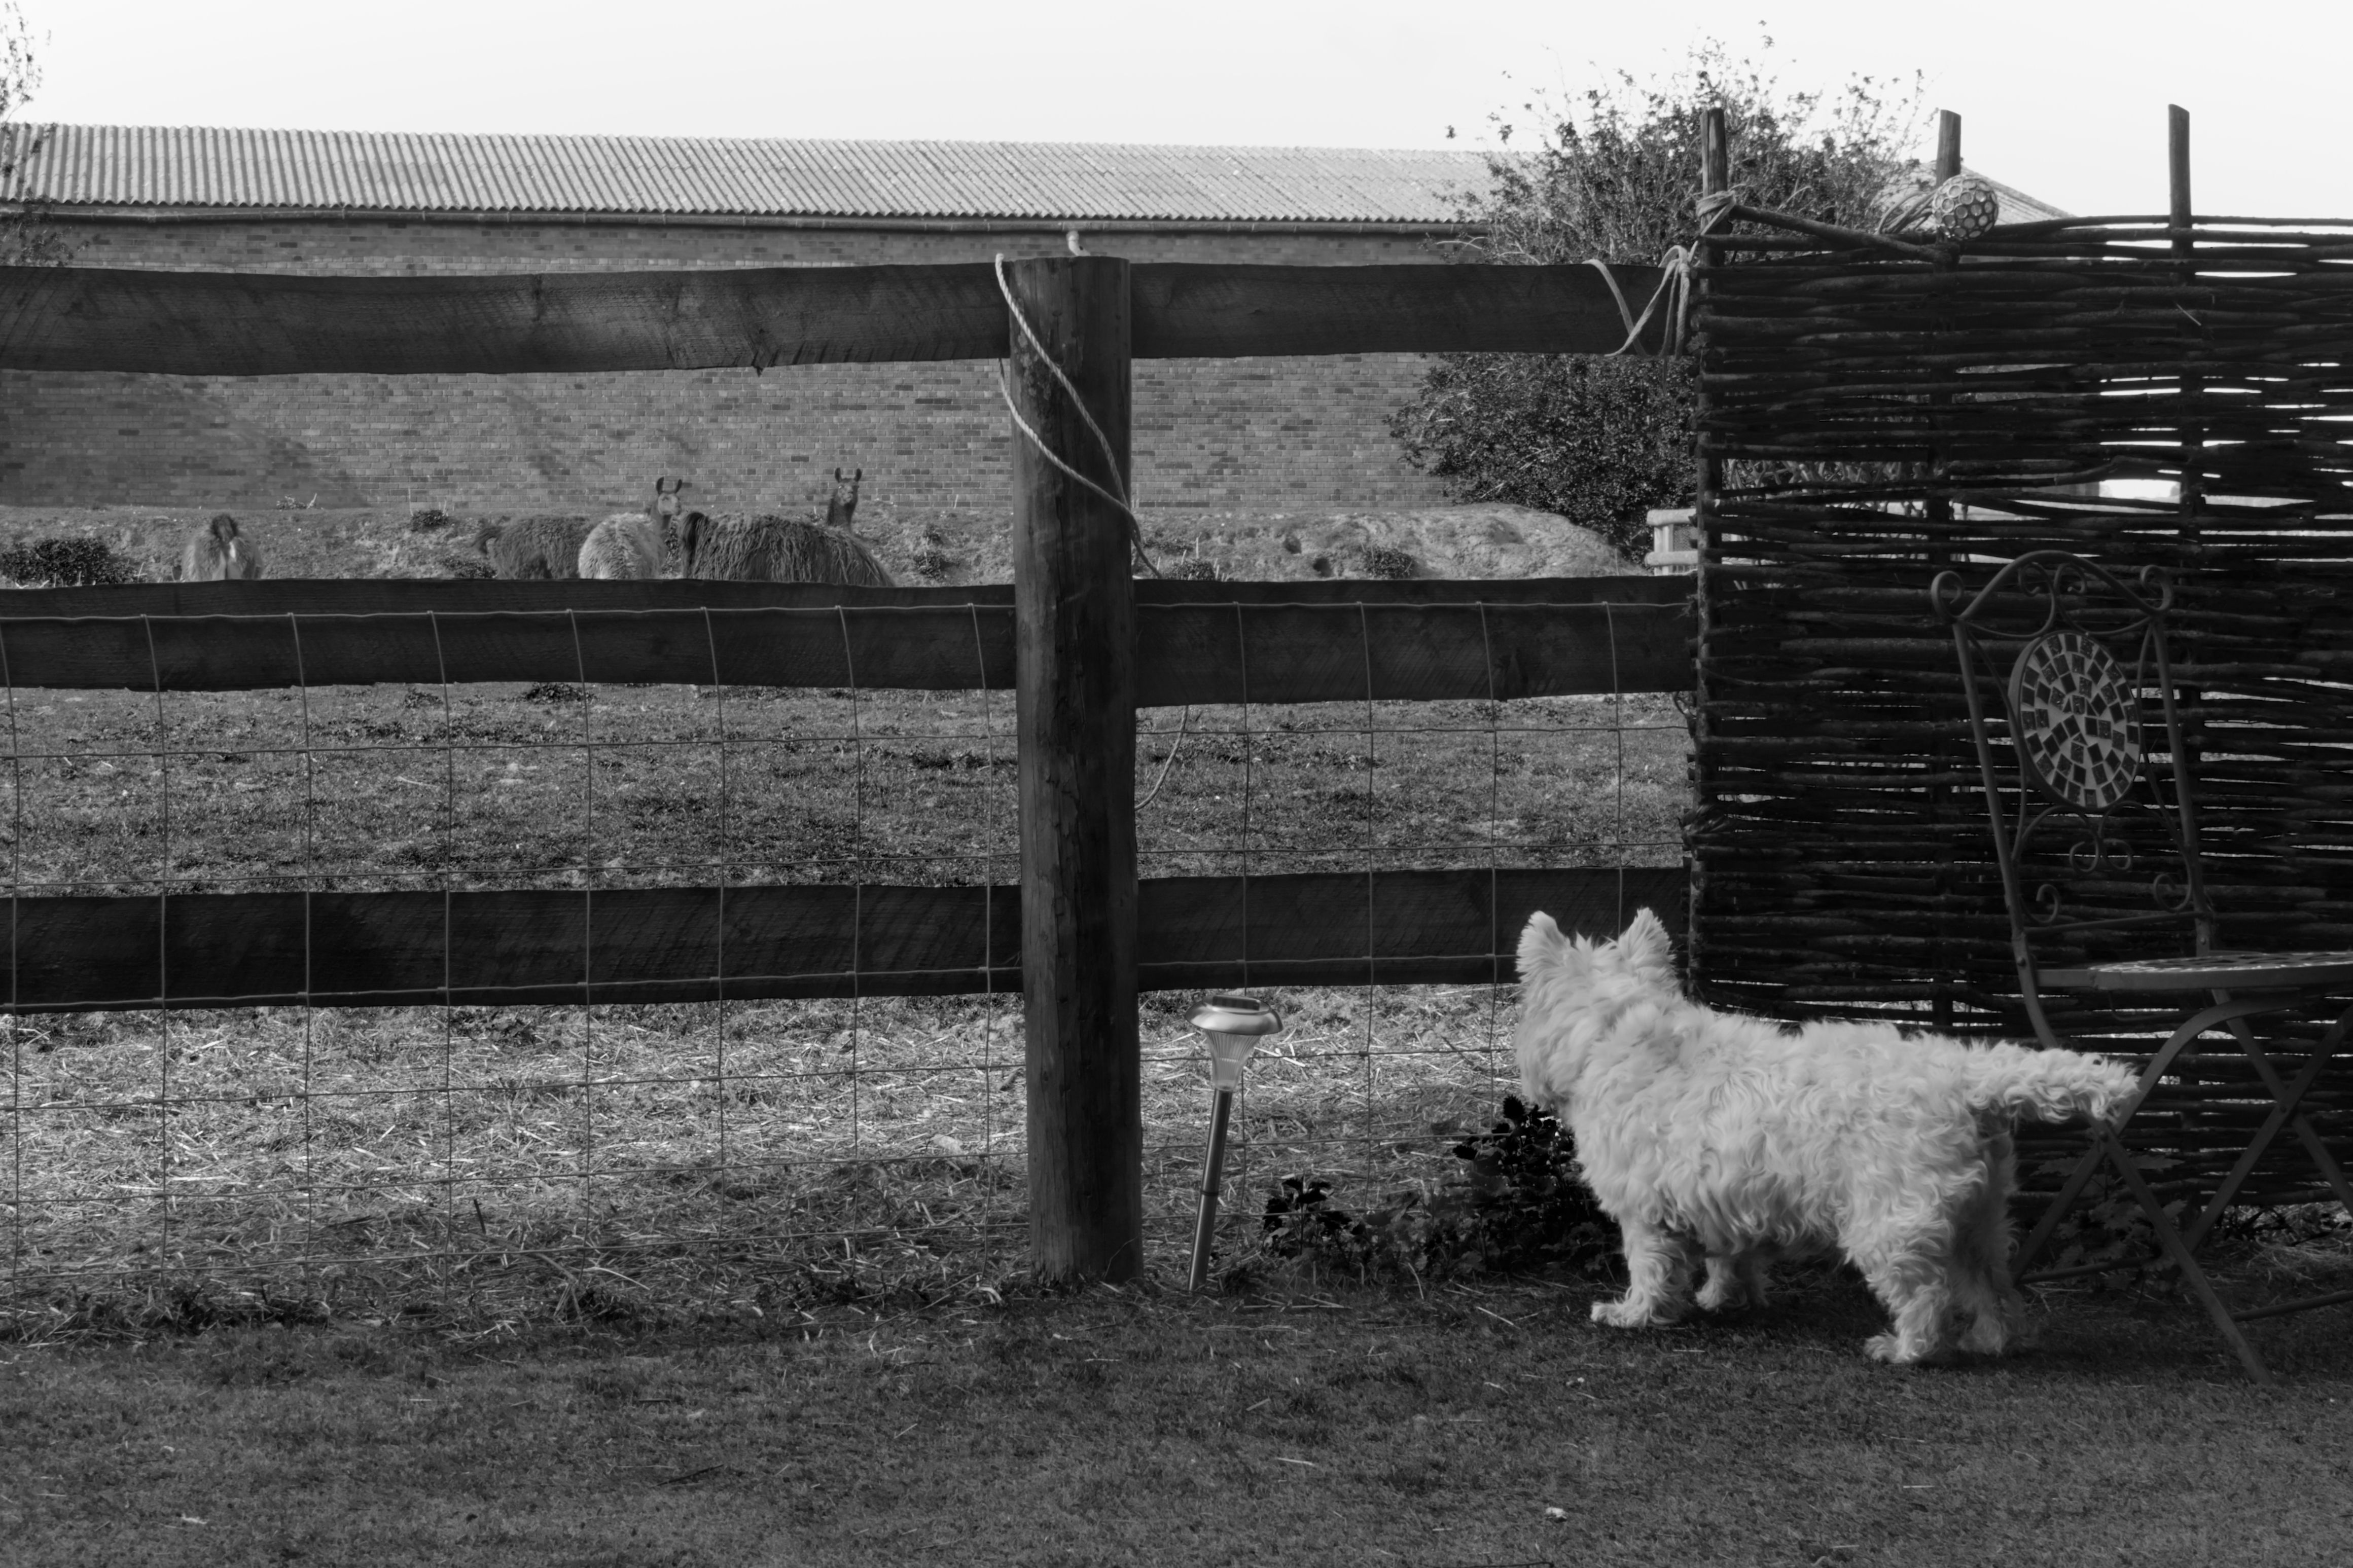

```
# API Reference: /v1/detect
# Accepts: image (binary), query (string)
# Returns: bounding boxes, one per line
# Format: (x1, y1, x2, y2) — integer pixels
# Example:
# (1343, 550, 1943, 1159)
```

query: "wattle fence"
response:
(1689, 185, 2353, 1207)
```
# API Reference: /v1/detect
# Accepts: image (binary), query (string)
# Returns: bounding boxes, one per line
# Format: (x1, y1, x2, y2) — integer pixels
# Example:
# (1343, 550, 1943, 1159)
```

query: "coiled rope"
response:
(991, 254, 1187, 809)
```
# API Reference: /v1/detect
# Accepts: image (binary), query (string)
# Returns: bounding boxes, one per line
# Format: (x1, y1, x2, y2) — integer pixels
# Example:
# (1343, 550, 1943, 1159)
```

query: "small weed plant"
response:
(1262, 1095, 1617, 1280)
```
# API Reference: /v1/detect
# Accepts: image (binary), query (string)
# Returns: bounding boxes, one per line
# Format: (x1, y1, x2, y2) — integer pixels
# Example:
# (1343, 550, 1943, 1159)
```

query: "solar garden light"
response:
(1186, 993, 1284, 1292)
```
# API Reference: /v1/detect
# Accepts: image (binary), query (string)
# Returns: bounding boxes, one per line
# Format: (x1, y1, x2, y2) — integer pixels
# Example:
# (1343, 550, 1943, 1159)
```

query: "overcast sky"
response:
(19, 0, 2348, 222)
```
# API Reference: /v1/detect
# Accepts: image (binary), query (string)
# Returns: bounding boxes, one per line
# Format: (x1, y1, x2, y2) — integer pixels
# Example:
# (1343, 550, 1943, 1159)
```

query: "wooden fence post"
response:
(1929, 109, 1961, 1033)
(1003, 255, 1143, 1284)
(1689, 106, 1729, 995)
(2170, 105, 2202, 543)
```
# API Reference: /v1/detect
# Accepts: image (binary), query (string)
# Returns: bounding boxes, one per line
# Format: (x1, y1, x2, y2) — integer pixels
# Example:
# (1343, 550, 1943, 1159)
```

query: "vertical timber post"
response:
(2170, 104, 2202, 545)
(2168, 106, 2208, 817)
(1689, 106, 1729, 997)
(1928, 110, 1961, 1033)
(1005, 256, 1143, 1285)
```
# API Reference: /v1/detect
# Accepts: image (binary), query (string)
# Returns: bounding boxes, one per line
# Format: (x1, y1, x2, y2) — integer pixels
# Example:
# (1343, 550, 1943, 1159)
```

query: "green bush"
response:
(0, 537, 139, 587)
(1390, 37, 1921, 558)
(1389, 356, 1695, 560)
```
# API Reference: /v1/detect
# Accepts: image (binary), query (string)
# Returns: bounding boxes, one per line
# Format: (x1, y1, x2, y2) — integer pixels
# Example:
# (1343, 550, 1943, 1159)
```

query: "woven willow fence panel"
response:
(1690, 217, 2353, 1205)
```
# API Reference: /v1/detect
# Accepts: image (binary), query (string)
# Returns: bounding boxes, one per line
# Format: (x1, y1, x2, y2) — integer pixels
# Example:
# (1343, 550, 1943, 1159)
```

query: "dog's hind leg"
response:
(1860, 1245, 1964, 1365)
(1956, 1138, 2023, 1356)
(1593, 1220, 1699, 1329)
(1696, 1249, 1771, 1312)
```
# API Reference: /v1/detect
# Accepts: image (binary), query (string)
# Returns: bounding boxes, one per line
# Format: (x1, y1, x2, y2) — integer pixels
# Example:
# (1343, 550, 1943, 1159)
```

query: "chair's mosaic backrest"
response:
(1932, 551, 2215, 1004)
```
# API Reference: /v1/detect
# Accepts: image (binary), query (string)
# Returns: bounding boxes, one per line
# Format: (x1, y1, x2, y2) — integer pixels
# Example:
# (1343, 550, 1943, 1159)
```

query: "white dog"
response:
(1515, 908, 2137, 1364)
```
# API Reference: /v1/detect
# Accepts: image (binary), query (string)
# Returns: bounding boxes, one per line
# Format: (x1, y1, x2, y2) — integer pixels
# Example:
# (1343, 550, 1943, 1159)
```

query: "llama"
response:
(579, 478, 689, 579)
(824, 467, 861, 529)
(473, 517, 594, 579)
(181, 514, 264, 581)
(674, 472, 890, 586)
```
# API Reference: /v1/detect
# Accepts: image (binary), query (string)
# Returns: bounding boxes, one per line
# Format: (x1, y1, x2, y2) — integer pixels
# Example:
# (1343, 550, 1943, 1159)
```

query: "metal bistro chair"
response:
(1933, 550, 2353, 1384)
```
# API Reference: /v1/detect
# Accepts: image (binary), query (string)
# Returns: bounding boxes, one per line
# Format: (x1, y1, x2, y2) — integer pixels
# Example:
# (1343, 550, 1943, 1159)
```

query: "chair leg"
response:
(2290, 1116, 2353, 1219)
(2016, 1007, 2235, 1278)
(2016, 1138, 2107, 1279)
(2183, 1003, 2353, 1252)
(2180, 1044, 2334, 1252)
(2103, 1133, 2274, 1388)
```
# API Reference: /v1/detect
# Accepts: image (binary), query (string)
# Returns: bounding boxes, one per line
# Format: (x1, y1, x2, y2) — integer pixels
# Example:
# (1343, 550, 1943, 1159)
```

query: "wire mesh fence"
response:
(0, 589, 1688, 1328)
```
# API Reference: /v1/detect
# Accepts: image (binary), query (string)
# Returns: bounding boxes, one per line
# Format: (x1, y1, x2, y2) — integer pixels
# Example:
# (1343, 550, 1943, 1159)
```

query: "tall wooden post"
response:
(1928, 110, 1961, 1032)
(2170, 105, 2202, 540)
(2168, 107, 2207, 799)
(1689, 106, 1729, 995)
(1003, 256, 1143, 1285)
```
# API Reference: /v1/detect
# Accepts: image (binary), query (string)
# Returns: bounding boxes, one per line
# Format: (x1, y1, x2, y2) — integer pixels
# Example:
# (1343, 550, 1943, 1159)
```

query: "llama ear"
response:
(1611, 908, 1676, 985)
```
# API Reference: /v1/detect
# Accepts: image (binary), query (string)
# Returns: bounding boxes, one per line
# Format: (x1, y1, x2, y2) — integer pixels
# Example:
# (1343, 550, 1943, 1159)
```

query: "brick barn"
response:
(1, 127, 1492, 522)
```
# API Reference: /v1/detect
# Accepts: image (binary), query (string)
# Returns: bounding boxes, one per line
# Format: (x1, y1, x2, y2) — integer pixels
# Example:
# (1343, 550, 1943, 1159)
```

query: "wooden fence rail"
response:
(0, 259, 1671, 375)
(0, 576, 1691, 700)
(0, 868, 1688, 1015)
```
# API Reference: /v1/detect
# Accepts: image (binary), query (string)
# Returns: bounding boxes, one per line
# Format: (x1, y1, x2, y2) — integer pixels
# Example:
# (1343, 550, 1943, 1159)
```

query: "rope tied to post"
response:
(992, 253, 1188, 808)
(1585, 245, 1699, 358)
(991, 254, 1161, 580)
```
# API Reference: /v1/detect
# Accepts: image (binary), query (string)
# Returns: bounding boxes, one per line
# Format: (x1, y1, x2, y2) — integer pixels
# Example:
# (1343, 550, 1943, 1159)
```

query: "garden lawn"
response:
(4, 1269, 2349, 1567)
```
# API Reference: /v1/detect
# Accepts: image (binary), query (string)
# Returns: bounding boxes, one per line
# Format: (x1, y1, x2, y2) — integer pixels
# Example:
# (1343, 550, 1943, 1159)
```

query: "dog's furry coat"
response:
(1515, 908, 2137, 1363)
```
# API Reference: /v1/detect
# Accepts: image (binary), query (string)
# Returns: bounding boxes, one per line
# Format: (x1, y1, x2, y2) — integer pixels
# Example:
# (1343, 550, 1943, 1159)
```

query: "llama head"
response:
(652, 476, 686, 521)
(827, 467, 863, 528)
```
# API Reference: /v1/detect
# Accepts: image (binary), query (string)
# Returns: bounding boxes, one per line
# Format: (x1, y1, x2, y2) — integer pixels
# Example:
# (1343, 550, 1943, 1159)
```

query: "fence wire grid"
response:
(0, 594, 1687, 1326)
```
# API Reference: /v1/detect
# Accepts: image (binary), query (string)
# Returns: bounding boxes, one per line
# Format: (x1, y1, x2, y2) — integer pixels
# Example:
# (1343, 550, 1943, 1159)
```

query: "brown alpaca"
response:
(673, 469, 890, 586)
(474, 517, 593, 579)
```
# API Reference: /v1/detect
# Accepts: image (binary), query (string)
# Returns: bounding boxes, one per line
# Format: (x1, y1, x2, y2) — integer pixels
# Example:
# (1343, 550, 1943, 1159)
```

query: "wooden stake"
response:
(1930, 108, 1960, 1032)
(2169, 104, 2194, 237)
(1935, 110, 1962, 184)
(1691, 105, 1729, 997)
(1701, 107, 1730, 212)
(2169, 105, 2205, 766)
(1003, 255, 1143, 1285)
(2170, 106, 2203, 530)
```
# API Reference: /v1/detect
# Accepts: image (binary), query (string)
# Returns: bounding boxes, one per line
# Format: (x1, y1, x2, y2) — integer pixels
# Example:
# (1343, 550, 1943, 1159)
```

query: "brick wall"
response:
(4, 216, 1455, 513)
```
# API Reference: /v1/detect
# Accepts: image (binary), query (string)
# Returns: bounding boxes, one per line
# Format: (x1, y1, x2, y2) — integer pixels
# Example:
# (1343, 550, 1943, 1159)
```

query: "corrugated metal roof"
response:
(2, 124, 1495, 224)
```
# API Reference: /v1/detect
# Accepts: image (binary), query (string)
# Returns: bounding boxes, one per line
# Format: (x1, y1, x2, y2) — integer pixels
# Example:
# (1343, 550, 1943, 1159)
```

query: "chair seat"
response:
(2044, 951, 2353, 993)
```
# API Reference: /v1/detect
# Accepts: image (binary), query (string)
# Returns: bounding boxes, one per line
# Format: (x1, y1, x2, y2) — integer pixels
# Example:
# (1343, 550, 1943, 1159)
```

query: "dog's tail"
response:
(1960, 1041, 2139, 1127)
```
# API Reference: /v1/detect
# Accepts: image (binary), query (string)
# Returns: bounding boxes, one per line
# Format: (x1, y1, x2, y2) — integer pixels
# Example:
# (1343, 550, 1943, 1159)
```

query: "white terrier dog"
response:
(1515, 908, 2137, 1364)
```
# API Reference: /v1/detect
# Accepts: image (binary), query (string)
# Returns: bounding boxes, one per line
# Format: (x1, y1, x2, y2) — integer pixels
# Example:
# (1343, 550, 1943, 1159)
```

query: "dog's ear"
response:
(1517, 910, 1583, 985)
(1610, 908, 1677, 988)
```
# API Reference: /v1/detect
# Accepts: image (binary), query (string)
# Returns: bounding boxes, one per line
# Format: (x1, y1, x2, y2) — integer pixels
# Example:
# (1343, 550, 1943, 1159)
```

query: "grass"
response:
(3, 1262, 2350, 1567)
(4, 982, 1546, 1332)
